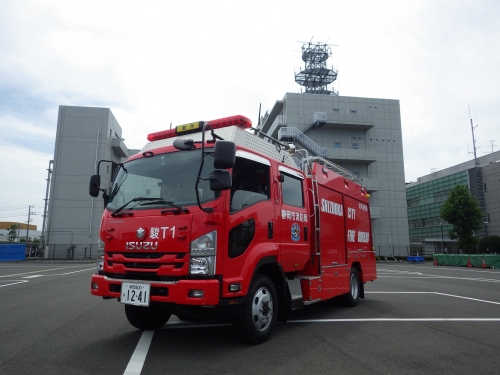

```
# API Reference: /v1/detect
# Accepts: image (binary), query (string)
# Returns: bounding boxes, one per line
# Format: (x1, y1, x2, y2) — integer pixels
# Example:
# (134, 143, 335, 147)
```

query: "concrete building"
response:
(406, 150, 500, 254)
(261, 92, 410, 256)
(46, 106, 138, 259)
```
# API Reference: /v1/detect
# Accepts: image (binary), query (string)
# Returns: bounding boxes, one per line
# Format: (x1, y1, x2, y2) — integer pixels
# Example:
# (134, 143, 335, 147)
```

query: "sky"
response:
(1, 0, 499, 230)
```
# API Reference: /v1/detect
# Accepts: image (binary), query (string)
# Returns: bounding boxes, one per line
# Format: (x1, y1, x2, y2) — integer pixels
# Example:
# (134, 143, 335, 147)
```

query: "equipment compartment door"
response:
(317, 185, 346, 267)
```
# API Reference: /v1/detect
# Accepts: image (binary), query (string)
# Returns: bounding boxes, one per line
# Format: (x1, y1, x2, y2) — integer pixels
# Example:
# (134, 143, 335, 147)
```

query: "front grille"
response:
(114, 252, 163, 259)
(106, 251, 188, 280)
(105, 272, 180, 282)
(124, 262, 161, 269)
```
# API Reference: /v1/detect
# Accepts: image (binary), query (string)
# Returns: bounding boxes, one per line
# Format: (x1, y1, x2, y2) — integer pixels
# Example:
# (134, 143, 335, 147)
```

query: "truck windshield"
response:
(107, 150, 218, 212)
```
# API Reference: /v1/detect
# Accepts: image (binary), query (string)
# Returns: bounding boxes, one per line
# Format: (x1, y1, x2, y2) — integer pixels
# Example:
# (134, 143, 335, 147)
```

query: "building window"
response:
(487, 213, 490, 223)
(407, 198, 420, 207)
(352, 143, 358, 149)
(334, 142, 341, 148)
(145, 189, 151, 196)
(333, 109, 339, 113)
(350, 110, 357, 114)
(484, 183, 487, 192)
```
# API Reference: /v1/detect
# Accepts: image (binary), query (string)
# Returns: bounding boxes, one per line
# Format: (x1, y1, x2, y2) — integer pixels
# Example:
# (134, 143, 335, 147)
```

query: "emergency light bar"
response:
(147, 115, 252, 142)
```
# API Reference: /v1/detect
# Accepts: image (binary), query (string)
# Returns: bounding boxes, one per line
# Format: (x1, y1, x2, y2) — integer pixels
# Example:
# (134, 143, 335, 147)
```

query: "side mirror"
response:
(209, 170, 232, 192)
(89, 175, 101, 197)
(213, 141, 236, 169)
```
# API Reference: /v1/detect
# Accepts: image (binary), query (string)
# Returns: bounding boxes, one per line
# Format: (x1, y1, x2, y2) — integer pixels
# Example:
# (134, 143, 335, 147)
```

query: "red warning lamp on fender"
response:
(147, 115, 252, 142)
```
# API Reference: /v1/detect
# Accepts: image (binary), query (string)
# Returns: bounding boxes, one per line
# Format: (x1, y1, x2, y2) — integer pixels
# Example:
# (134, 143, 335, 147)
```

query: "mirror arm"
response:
(96, 159, 118, 175)
(195, 123, 214, 213)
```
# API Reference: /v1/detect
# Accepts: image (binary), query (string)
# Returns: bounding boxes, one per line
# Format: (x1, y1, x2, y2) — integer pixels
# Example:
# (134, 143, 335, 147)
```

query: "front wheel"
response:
(233, 275, 278, 344)
(344, 268, 360, 307)
(125, 303, 171, 330)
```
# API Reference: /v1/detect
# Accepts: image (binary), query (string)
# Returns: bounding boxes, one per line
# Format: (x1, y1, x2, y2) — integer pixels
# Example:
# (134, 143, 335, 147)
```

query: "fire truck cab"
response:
(89, 115, 376, 344)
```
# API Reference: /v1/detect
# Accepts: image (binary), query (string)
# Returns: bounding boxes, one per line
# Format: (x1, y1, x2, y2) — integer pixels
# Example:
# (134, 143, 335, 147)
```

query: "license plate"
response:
(121, 282, 150, 306)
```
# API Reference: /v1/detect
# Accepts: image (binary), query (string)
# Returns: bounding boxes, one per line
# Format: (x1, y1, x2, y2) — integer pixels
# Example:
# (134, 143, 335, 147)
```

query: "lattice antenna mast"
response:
(295, 40, 338, 95)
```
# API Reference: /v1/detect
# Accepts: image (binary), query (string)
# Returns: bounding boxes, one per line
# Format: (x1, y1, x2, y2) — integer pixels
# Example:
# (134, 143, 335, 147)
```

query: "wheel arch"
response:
(251, 257, 288, 323)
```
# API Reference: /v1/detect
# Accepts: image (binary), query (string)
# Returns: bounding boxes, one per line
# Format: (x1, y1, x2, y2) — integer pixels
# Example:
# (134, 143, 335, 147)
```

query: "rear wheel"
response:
(233, 275, 278, 344)
(125, 303, 171, 330)
(344, 268, 360, 307)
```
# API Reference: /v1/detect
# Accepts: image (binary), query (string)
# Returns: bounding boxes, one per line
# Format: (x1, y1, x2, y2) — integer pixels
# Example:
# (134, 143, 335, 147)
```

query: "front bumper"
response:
(90, 274, 220, 305)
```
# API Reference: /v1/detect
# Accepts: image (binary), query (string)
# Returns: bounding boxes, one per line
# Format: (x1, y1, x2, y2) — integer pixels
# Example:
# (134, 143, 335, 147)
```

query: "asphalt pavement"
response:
(1, 261, 499, 375)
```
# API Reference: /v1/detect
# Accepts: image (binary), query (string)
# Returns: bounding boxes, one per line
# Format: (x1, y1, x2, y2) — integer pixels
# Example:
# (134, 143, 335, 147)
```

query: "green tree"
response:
(7, 225, 18, 242)
(478, 235, 500, 254)
(440, 185, 483, 253)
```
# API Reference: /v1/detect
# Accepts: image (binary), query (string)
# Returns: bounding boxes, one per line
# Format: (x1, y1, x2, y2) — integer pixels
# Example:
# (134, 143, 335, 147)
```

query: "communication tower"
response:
(295, 41, 338, 95)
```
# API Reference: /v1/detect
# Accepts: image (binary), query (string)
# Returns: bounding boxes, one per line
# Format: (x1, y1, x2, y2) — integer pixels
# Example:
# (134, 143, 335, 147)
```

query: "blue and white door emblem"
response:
(291, 223, 300, 242)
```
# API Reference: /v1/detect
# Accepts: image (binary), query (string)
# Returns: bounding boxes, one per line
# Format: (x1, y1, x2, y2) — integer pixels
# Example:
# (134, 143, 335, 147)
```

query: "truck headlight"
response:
(190, 231, 216, 275)
(97, 237, 105, 273)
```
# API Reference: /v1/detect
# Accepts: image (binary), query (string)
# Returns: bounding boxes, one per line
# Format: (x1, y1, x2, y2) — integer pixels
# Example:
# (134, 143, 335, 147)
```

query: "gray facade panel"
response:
(46, 106, 131, 258)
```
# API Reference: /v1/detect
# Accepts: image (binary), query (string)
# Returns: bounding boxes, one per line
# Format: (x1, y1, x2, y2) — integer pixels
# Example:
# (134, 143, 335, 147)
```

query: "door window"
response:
(230, 155, 270, 213)
(281, 173, 304, 208)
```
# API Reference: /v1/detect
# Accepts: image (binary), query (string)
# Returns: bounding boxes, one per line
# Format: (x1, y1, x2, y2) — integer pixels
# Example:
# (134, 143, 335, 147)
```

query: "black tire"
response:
(125, 303, 171, 330)
(233, 275, 278, 344)
(344, 268, 360, 307)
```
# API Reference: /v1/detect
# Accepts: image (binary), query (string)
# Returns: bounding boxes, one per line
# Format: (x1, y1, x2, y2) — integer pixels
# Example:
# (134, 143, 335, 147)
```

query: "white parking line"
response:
(0, 280, 28, 288)
(377, 269, 500, 283)
(53, 268, 95, 275)
(0, 268, 94, 287)
(0, 265, 93, 278)
(380, 265, 500, 275)
(124, 330, 154, 375)
(367, 291, 500, 305)
(288, 318, 500, 323)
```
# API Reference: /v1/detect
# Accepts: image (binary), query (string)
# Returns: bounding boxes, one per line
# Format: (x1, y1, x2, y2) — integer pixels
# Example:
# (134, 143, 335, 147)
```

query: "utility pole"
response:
(41, 160, 53, 250)
(26, 205, 35, 242)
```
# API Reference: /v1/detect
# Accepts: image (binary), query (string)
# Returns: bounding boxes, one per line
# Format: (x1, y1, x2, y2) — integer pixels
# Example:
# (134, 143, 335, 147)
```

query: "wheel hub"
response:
(251, 287, 273, 331)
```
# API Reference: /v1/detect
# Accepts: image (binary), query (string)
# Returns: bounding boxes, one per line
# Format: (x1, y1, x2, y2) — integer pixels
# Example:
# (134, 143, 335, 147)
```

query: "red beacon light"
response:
(147, 115, 252, 142)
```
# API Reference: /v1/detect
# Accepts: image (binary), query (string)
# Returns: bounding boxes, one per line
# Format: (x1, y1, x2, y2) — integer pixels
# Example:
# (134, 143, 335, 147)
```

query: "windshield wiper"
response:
(111, 197, 164, 217)
(139, 199, 189, 213)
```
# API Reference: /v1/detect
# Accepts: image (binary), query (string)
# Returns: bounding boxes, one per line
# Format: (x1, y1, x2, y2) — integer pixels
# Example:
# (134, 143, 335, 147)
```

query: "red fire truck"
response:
(89, 115, 376, 344)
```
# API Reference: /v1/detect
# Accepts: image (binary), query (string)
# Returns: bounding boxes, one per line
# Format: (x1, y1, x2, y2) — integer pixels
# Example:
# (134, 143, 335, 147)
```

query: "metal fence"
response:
(374, 245, 411, 257)
(34, 243, 96, 260)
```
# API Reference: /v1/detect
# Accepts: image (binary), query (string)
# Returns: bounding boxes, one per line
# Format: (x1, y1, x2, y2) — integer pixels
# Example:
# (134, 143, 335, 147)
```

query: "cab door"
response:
(278, 165, 310, 272)
(222, 151, 277, 296)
